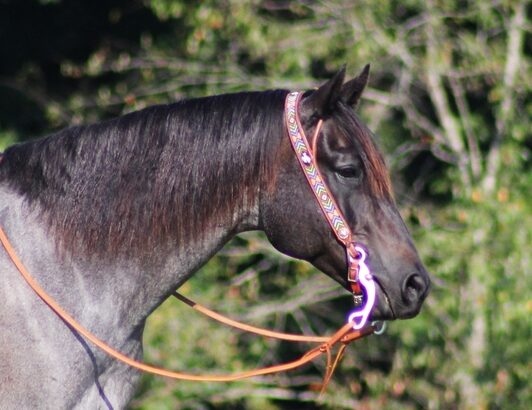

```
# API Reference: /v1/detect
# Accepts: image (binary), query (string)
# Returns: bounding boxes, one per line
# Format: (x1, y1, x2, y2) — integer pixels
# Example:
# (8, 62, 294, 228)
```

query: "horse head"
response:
(261, 66, 430, 321)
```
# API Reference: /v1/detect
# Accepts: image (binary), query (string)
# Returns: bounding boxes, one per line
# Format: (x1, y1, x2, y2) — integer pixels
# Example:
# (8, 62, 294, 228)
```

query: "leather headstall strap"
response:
(285, 92, 376, 320)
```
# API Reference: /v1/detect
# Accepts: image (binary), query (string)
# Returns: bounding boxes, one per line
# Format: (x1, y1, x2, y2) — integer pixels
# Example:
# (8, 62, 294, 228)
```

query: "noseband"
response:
(284, 92, 376, 330)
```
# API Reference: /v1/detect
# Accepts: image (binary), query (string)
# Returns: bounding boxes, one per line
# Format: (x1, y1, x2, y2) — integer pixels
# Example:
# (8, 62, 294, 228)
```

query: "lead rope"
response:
(0, 226, 373, 389)
(172, 291, 371, 395)
(172, 291, 330, 342)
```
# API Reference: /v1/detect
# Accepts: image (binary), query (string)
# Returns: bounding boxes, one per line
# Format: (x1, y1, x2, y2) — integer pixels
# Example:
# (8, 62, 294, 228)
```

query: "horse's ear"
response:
(301, 66, 346, 119)
(340, 64, 370, 108)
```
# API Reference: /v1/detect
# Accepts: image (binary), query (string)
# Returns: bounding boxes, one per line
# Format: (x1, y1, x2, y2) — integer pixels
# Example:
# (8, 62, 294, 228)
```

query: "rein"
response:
(0, 91, 379, 392)
(0, 227, 373, 390)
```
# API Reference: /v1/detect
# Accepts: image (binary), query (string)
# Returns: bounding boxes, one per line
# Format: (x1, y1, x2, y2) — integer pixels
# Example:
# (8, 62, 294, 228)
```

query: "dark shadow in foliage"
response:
(0, 0, 174, 140)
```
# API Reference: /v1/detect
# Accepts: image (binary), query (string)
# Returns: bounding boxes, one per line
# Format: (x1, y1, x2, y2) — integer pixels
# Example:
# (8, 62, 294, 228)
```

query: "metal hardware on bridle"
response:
(347, 247, 376, 330)
(371, 320, 387, 335)
(284, 91, 377, 330)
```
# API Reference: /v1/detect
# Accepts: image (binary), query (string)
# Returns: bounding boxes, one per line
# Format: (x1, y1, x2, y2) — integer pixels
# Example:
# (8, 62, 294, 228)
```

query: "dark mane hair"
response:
(0, 89, 392, 258)
(1, 90, 288, 257)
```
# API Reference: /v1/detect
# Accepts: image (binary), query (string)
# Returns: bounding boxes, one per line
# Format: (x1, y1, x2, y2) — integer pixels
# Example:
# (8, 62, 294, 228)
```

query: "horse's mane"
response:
(1, 91, 288, 257)
(0, 89, 391, 258)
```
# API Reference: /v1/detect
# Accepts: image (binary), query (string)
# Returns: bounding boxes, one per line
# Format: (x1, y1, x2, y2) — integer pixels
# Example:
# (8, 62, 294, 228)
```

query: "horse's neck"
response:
(0, 185, 259, 343)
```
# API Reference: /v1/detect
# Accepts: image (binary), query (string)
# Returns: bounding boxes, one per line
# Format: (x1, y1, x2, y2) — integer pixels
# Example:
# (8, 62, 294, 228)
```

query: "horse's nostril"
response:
(402, 273, 428, 304)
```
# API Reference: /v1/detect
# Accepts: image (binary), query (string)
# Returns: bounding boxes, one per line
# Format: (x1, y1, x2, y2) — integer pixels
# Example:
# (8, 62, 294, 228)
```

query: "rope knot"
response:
(319, 343, 331, 353)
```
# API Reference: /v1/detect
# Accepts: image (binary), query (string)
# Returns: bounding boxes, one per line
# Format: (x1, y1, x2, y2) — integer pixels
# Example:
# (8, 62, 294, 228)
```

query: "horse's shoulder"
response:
(0, 187, 27, 227)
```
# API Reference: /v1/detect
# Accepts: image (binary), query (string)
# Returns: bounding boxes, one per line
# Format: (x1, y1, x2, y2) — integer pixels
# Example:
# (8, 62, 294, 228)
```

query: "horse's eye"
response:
(337, 166, 360, 179)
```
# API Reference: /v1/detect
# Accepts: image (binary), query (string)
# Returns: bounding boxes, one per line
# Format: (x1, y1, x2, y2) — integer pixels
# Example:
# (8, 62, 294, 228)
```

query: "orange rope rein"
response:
(172, 291, 331, 343)
(0, 225, 373, 384)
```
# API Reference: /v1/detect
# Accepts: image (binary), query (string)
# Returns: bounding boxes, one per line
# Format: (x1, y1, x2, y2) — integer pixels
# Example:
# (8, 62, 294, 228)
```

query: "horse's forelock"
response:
(333, 104, 393, 200)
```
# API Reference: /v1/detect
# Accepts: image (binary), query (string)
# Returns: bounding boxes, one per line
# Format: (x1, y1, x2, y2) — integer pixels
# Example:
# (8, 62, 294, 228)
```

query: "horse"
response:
(0, 66, 430, 409)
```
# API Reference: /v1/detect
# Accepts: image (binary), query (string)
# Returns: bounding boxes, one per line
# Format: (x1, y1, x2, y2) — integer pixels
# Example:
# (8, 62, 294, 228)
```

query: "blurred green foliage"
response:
(1, 0, 529, 409)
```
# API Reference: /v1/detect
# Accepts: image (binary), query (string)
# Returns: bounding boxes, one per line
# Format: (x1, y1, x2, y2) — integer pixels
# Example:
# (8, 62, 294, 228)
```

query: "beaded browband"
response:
(284, 91, 376, 330)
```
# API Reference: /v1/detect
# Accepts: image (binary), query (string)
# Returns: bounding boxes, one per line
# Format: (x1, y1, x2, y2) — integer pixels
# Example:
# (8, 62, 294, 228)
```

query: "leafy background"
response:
(0, 1, 530, 409)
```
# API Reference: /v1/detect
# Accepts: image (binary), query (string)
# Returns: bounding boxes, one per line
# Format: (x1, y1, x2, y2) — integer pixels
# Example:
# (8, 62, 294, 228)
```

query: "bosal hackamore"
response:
(284, 91, 377, 330)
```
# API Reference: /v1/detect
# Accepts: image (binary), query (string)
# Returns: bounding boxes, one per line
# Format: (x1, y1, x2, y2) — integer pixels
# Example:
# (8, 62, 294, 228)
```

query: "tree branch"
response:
(482, 1, 526, 194)
(424, 6, 471, 190)
(448, 75, 482, 179)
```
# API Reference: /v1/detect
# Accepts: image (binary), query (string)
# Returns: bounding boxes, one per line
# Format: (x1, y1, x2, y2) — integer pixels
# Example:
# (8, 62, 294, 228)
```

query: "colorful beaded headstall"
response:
(284, 91, 376, 330)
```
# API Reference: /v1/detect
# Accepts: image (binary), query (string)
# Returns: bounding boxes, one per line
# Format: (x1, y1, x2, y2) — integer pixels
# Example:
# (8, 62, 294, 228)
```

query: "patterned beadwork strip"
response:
(284, 91, 376, 327)
(284, 92, 351, 244)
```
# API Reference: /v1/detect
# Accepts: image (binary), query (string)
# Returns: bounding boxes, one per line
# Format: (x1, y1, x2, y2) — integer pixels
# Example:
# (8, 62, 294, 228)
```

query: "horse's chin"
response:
(310, 255, 397, 321)
(368, 278, 396, 321)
